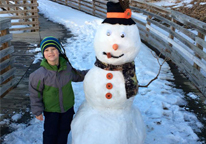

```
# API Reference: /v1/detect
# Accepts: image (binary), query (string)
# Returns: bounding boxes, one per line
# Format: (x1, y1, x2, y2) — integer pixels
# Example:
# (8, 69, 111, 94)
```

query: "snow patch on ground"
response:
(11, 114, 22, 122)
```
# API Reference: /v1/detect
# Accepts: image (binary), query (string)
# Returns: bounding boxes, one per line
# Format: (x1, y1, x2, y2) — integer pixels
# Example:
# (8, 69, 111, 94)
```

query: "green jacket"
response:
(29, 56, 87, 116)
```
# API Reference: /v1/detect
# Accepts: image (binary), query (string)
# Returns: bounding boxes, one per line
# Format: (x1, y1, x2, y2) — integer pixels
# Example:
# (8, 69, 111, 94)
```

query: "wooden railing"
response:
(130, 1, 206, 96)
(52, 0, 206, 96)
(0, 0, 39, 33)
(0, 17, 16, 97)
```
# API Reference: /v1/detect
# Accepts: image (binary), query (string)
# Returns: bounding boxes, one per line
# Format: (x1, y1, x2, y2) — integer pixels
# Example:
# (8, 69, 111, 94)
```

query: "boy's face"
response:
(44, 47, 59, 65)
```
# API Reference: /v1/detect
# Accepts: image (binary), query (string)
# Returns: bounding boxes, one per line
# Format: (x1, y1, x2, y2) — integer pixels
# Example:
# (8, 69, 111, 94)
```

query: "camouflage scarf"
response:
(94, 58, 138, 99)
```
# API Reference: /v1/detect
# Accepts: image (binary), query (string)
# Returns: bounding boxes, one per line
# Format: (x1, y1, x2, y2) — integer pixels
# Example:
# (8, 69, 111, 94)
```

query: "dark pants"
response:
(43, 107, 74, 144)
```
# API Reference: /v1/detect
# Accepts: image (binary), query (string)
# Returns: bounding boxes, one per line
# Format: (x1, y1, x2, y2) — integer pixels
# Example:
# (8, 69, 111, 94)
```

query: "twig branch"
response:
(139, 52, 170, 88)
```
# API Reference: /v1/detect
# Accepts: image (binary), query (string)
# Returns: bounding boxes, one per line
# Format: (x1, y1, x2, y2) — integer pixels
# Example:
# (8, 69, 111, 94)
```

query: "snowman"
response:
(71, 1, 146, 144)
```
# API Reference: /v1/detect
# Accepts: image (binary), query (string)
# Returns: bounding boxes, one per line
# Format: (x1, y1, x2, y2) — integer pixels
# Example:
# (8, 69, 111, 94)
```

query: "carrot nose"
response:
(112, 44, 118, 51)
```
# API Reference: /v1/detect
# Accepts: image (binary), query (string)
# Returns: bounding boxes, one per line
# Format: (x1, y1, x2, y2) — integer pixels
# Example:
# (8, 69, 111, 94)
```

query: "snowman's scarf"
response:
(95, 58, 138, 99)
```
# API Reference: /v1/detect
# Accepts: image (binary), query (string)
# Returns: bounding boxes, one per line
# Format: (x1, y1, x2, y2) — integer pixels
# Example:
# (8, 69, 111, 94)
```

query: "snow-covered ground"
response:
(1, 0, 205, 144)
(149, 0, 193, 8)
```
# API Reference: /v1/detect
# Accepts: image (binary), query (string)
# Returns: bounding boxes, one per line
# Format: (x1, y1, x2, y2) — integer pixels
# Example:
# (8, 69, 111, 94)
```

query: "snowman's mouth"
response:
(103, 52, 124, 59)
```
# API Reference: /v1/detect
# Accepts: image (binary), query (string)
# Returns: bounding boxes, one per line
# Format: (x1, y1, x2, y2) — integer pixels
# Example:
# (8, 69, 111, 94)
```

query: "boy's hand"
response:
(36, 114, 43, 121)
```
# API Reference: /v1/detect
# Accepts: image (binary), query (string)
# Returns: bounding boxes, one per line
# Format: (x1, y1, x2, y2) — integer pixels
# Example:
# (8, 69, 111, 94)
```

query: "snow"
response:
(1, 0, 204, 144)
(200, 2, 206, 5)
(187, 92, 198, 100)
(11, 114, 22, 122)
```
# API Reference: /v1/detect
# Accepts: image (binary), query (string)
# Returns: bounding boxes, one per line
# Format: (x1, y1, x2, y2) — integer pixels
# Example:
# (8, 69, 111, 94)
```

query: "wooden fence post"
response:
(92, 0, 95, 16)
(146, 8, 152, 42)
(7, 0, 10, 11)
(23, 0, 28, 22)
(194, 32, 205, 71)
(78, 0, 81, 10)
(0, 18, 15, 98)
(168, 18, 175, 53)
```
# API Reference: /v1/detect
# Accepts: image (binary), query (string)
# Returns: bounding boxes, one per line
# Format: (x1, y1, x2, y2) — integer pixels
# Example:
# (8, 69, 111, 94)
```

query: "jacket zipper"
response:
(56, 71, 65, 113)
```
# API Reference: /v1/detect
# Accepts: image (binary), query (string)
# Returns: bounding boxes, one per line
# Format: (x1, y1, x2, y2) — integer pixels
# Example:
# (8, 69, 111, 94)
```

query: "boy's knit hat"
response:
(40, 36, 63, 56)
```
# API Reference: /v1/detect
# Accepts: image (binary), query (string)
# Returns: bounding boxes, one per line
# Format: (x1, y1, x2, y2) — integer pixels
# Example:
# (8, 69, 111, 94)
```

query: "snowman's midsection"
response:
(84, 66, 129, 108)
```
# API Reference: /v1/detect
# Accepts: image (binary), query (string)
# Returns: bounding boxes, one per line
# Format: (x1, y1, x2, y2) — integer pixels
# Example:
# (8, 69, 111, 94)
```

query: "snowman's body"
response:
(71, 66, 145, 144)
(71, 6, 146, 143)
(85, 67, 127, 109)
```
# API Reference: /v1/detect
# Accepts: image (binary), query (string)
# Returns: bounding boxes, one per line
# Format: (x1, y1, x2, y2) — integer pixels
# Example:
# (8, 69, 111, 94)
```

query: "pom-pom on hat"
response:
(40, 36, 63, 56)
(102, 1, 135, 25)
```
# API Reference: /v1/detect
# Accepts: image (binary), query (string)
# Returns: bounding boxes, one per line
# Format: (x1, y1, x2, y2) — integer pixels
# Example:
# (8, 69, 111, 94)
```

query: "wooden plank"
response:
(1, 0, 26, 2)
(0, 58, 14, 71)
(171, 11, 206, 35)
(94, 13, 106, 19)
(146, 32, 206, 93)
(81, 0, 92, 5)
(170, 53, 206, 95)
(0, 67, 16, 84)
(135, 22, 147, 33)
(10, 26, 39, 31)
(79, 6, 93, 15)
(80, 2, 93, 10)
(146, 24, 206, 72)
(148, 30, 171, 51)
(94, 4, 106, 11)
(0, 18, 11, 31)
(134, 19, 146, 28)
(68, 0, 78, 4)
(55, 0, 66, 5)
(95, 8, 106, 15)
(0, 34, 13, 45)
(148, 18, 206, 61)
(195, 37, 206, 48)
(11, 21, 39, 25)
(0, 78, 17, 96)
(194, 32, 205, 70)
(139, 30, 147, 41)
(0, 9, 37, 14)
(0, 17, 11, 24)
(130, 6, 197, 40)
(4, 14, 38, 19)
(94, 0, 107, 6)
(0, 46, 14, 59)
(67, 1, 78, 9)
(2, 8, 33, 13)
(0, 3, 38, 7)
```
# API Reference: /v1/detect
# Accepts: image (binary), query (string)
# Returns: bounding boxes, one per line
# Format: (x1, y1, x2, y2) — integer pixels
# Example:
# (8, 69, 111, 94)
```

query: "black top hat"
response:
(102, 2, 136, 25)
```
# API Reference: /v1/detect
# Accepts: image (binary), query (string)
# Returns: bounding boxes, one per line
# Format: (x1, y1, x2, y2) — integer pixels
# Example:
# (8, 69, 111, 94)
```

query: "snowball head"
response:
(94, 23, 141, 65)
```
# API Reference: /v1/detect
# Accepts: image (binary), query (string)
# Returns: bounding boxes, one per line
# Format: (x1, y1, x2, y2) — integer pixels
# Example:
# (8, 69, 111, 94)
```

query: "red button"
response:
(105, 93, 112, 99)
(106, 73, 113, 79)
(106, 83, 113, 89)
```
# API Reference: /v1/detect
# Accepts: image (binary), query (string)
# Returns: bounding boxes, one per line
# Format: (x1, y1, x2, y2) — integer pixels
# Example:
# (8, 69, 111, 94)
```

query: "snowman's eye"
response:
(121, 32, 125, 38)
(106, 30, 111, 36)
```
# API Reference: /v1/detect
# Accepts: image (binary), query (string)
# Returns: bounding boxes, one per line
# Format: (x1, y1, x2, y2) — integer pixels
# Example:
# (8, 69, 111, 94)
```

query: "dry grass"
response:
(172, 0, 206, 23)
(146, 0, 206, 23)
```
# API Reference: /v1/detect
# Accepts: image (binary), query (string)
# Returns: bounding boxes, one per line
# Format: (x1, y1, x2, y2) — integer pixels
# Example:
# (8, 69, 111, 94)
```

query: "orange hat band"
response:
(107, 9, 132, 19)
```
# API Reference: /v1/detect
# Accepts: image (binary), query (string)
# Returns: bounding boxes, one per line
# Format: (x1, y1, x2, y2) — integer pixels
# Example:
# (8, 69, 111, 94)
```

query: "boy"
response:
(29, 36, 87, 144)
